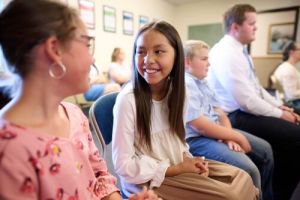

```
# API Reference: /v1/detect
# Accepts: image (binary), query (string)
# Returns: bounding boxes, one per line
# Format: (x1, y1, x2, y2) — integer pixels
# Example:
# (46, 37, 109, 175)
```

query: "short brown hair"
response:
(223, 4, 256, 33)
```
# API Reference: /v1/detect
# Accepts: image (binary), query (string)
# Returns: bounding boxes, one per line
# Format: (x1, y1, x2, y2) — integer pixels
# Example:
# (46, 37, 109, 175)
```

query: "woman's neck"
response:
(288, 57, 298, 66)
(116, 58, 123, 65)
(150, 81, 169, 101)
(1, 78, 69, 137)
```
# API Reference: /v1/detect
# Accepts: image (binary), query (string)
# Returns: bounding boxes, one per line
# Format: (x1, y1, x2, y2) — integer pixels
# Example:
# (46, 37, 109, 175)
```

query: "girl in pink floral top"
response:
(0, 102, 119, 199)
(0, 0, 160, 200)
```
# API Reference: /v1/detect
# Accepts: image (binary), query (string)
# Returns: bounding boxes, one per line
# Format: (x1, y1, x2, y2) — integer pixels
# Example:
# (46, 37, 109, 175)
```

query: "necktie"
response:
(243, 47, 264, 99)
(243, 48, 255, 73)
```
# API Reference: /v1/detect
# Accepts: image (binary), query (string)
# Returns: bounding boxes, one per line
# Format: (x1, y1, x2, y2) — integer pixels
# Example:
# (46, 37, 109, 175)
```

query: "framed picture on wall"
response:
(123, 11, 134, 35)
(103, 5, 116, 33)
(267, 23, 295, 54)
(78, 0, 95, 29)
(139, 15, 149, 28)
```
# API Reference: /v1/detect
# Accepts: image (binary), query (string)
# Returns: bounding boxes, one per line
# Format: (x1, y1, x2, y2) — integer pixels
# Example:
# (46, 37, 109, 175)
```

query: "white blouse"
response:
(274, 61, 300, 101)
(112, 84, 190, 196)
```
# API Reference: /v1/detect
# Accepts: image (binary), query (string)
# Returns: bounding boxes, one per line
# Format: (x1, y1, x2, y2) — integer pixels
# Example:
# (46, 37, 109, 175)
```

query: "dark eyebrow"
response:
(153, 44, 168, 48)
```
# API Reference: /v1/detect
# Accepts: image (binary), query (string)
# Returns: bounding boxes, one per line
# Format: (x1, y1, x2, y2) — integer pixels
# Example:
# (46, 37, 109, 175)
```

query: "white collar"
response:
(223, 35, 246, 52)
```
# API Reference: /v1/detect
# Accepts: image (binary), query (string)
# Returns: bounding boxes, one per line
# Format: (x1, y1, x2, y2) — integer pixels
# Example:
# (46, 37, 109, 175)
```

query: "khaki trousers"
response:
(154, 160, 259, 200)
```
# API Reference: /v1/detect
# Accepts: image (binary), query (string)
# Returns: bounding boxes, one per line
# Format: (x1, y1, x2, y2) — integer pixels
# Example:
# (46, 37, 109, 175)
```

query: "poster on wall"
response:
(139, 15, 149, 28)
(78, 0, 95, 29)
(267, 23, 295, 54)
(123, 11, 134, 35)
(103, 5, 116, 33)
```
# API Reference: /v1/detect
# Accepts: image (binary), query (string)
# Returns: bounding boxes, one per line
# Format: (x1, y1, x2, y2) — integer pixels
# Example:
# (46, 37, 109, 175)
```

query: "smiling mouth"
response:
(144, 68, 160, 74)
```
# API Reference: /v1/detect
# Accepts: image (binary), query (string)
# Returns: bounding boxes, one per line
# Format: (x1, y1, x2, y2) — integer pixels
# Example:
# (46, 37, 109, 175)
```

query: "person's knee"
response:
(260, 141, 274, 164)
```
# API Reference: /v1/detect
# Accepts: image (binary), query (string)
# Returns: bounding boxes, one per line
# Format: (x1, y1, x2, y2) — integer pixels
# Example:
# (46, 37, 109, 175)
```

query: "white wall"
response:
(1, 0, 300, 73)
(252, 10, 296, 57)
(68, 0, 175, 72)
(1, 0, 175, 73)
(173, 0, 300, 72)
(173, 0, 300, 42)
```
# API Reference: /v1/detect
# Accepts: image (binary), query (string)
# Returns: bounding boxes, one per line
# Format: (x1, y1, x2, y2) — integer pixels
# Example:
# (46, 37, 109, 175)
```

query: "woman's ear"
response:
(44, 36, 62, 63)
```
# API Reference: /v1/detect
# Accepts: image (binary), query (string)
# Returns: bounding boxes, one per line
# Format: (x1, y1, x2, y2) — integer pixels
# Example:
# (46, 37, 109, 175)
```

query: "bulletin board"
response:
(188, 23, 223, 47)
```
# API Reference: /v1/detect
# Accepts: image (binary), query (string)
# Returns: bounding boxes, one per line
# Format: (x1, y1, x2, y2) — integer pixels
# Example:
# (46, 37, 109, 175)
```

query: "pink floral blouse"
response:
(0, 102, 119, 200)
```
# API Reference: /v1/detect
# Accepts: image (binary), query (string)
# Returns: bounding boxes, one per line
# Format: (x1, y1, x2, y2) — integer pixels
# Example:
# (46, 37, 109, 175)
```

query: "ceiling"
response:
(163, 0, 200, 5)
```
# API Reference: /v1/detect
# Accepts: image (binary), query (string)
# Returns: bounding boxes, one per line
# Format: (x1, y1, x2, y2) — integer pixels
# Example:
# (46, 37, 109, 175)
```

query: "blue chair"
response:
(89, 92, 125, 196)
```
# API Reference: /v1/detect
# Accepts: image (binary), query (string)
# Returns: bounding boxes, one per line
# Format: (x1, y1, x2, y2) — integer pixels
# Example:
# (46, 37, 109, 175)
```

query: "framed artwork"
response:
(139, 15, 149, 28)
(103, 5, 116, 33)
(267, 23, 295, 54)
(78, 0, 95, 29)
(123, 11, 134, 35)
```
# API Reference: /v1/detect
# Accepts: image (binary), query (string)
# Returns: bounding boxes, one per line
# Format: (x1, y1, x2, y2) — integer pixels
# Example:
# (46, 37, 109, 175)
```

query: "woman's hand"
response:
(129, 187, 162, 200)
(166, 153, 208, 176)
(179, 153, 208, 175)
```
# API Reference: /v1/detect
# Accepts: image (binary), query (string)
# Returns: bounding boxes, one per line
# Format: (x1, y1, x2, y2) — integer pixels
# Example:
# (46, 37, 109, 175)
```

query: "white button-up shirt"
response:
(208, 35, 282, 118)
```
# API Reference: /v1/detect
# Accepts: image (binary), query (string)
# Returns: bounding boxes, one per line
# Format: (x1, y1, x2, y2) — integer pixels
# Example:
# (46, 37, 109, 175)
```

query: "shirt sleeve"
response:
(83, 113, 120, 199)
(209, 84, 222, 108)
(185, 76, 203, 123)
(0, 133, 38, 200)
(260, 86, 283, 107)
(112, 92, 170, 188)
(280, 67, 300, 100)
(214, 51, 282, 118)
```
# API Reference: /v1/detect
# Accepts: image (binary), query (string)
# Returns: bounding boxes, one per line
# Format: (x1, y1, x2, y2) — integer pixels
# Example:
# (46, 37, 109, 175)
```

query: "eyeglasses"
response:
(74, 34, 95, 55)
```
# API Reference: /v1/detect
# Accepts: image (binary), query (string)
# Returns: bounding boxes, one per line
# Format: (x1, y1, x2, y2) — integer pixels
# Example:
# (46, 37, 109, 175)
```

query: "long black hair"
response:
(132, 21, 186, 151)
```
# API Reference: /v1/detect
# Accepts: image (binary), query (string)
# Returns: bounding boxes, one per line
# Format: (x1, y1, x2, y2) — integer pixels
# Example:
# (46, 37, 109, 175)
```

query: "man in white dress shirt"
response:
(208, 4, 300, 200)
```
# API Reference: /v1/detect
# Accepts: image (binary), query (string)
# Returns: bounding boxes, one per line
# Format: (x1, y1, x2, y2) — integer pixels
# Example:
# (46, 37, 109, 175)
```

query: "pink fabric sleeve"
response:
(0, 134, 38, 200)
(82, 113, 120, 198)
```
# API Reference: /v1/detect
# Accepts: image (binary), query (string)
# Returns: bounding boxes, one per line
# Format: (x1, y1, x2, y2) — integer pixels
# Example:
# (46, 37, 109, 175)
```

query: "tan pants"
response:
(154, 160, 259, 200)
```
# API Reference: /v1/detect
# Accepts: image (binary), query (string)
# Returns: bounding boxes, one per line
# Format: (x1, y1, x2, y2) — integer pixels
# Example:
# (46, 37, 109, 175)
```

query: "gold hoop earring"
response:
(49, 61, 66, 79)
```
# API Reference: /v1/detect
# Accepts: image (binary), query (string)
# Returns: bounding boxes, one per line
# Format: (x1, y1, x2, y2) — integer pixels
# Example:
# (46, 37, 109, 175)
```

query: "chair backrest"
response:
(89, 92, 123, 193)
(89, 92, 118, 154)
(270, 74, 285, 101)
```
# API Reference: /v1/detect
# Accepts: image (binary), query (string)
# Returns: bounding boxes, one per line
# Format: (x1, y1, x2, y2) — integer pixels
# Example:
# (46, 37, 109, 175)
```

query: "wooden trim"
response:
(258, 6, 299, 14)
(252, 56, 282, 59)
